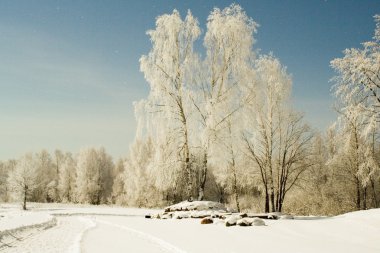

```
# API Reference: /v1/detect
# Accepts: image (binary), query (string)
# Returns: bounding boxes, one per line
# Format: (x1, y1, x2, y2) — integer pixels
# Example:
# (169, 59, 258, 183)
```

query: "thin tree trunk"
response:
(264, 187, 269, 213)
(179, 100, 192, 202)
(232, 165, 240, 212)
(356, 177, 361, 210)
(23, 185, 28, 210)
(198, 151, 208, 201)
(371, 179, 378, 208)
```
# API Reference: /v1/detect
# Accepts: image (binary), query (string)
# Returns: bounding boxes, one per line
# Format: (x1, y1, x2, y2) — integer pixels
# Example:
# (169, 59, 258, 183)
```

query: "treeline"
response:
(1, 5, 379, 215)
(1, 148, 115, 210)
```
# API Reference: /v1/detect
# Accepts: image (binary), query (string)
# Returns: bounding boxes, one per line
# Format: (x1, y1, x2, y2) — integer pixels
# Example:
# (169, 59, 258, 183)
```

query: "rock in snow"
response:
(236, 218, 251, 226)
(252, 218, 266, 226)
(225, 215, 241, 227)
(200, 217, 213, 224)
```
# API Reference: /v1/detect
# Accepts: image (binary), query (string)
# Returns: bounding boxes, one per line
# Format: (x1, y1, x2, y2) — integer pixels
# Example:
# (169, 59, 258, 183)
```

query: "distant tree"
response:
(33, 150, 56, 202)
(111, 158, 126, 204)
(0, 160, 16, 202)
(76, 147, 114, 204)
(53, 149, 65, 201)
(123, 138, 159, 207)
(7, 154, 38, 210)
(58, 153, 76, 202)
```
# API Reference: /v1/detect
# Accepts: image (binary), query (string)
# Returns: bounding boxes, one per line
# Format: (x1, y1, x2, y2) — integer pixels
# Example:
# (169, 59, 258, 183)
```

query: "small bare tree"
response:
(7, 154, 38, 210)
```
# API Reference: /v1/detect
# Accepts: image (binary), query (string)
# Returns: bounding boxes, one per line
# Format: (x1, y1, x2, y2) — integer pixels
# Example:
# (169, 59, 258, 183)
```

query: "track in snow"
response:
(1, 217, 95, 253)
(82, 217, 186, 253)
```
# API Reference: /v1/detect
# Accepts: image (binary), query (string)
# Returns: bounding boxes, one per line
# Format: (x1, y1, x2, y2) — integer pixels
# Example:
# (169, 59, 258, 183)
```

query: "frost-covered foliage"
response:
(58, 153, 76, 203)
(331, 15, 380, 125)
(111, 159, 125, 205)
(140, 9, 201, 200)
(4, 148, 117, 208)
(121, 138, 163, 207)
(7, 154, 39, 210)
(328, 15, 380, 211)
(192, 4, 257, 204)
(243, 55, 313, 213)
(76, 147, 114, 205)
(0, 160, 16, 202)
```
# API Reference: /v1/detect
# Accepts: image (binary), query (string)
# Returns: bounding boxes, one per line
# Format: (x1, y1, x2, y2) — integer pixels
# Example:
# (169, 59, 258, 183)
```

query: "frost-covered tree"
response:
(111, 158, 126, 204)
(76, 147, 114, 204)
(243, 55, 313, 212)
(7, 154, 38, 210)
(328, 107, 379, 210)
(140, 10, 201, 200)
(32, 150, 56, 202)
(331, 15, 380, 124)
(122, 138, 162, 207)
(330, 15, 380, 210)
(58, 153, 76, 203)
(0, 160, 16, 202)
(191, 4, 258, 201)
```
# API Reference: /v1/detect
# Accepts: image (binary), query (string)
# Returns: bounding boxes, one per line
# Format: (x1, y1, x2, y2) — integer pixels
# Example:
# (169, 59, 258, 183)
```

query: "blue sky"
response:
(0, 0, 379, 160)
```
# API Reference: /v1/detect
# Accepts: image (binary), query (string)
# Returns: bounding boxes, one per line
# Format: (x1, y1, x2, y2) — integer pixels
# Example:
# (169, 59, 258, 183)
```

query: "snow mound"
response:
(165, 201, 227, 212)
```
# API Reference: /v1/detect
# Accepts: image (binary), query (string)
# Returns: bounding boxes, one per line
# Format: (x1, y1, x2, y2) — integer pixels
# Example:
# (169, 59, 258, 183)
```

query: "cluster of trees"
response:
(135, 4, 315, 213)
(1, 148, 114, 210)
(129, 5, 380, 214)
(1, 5, 379, 215)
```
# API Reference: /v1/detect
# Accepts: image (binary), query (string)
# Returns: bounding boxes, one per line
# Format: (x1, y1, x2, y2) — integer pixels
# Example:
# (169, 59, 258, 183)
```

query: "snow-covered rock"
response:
(245, 212, 280, 219)
(172, 211, 190, 219)
(279, 214, 294, 220)
(236, 218, 251, 226)
(165, 201, 227, 212)
(225, 215, 241, 227)
(190, 210, 213, 218)
(252, 218, 266, 226)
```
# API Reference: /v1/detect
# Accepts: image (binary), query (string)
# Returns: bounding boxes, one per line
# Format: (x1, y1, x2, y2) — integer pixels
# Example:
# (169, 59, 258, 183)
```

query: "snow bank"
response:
(0, 210, 56, 249)
(0, 211, 55, 232)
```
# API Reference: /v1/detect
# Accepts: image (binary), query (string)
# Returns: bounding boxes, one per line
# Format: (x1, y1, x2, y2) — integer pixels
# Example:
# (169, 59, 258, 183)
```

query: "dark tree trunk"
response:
(356, 178, 361, 210)
(371, 179, 378, 208)
(198, 151, 208, 201)
(232, 167, 240, 212)
(270, 191, 275, 212)
(23, 185, 28, 210)
(264, 187, 269, 213)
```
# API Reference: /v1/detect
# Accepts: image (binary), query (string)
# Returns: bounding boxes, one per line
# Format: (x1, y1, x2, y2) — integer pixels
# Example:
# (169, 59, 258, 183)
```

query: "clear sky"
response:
(0, 0, 379, 160)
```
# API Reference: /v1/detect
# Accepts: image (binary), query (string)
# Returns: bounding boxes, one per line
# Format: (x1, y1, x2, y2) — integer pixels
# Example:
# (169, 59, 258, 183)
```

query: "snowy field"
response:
(0, 203, 379, 253)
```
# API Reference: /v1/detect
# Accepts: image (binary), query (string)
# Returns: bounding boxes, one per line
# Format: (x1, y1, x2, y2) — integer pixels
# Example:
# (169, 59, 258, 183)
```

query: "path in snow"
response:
(81, 217, 186, 253)
(1, 217, 95, 253)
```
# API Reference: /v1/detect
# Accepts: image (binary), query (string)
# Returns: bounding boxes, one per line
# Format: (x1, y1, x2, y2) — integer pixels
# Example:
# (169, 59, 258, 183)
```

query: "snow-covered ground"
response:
(0, 203, 379, 253)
